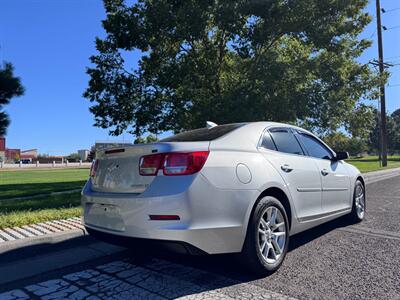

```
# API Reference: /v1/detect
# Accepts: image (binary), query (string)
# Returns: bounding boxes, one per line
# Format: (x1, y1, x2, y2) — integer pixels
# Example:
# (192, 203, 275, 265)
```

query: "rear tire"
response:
(348, 180, 366, 223)
(241, 196, 289, 275)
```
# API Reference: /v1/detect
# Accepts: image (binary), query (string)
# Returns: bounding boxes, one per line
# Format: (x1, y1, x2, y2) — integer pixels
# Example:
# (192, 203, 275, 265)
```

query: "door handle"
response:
(321, 169, 329, 176)
(281, 164, 293, 173)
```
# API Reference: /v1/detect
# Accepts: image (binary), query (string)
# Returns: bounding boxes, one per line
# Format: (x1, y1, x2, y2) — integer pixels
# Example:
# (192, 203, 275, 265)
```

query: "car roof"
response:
(209, 121, 334, 154)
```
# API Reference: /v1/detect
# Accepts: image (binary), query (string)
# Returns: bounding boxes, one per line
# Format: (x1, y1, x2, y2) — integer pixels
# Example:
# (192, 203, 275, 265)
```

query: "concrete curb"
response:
(0, 227, 86, 255)
(0, 220, 124, 287)
(362, 167, 400, 184)
(0, 238, 124, 286)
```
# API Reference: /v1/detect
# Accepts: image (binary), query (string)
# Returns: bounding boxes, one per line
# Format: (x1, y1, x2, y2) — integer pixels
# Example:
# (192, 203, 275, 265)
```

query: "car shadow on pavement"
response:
(130, 215, 355, 283)
(0, 216, 359, 299)
(288, 215, 352, 252)
(0, 218, 360, 299)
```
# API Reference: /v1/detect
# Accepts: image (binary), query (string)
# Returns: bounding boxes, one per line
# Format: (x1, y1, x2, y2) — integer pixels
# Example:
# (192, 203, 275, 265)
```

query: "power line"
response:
(368, 29, 377, 39)
(369, 59, 393, 68)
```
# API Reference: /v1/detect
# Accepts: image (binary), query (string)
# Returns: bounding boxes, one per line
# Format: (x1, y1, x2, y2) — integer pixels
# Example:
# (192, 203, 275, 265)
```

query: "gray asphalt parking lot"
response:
(1, 176, 399, 300)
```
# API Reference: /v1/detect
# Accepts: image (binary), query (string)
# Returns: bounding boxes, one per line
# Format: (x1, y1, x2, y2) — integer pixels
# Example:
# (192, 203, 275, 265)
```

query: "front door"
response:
(296, 132, 351, 214)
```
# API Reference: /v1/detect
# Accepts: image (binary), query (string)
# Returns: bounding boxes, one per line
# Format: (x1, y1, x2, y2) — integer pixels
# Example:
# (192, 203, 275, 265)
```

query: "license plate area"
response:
(85, 203, 125, 232)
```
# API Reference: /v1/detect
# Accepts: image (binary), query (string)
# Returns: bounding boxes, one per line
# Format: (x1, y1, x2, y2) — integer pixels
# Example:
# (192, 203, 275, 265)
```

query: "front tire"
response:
(241, 196, 289, 275)
(348, 180, 366, 223)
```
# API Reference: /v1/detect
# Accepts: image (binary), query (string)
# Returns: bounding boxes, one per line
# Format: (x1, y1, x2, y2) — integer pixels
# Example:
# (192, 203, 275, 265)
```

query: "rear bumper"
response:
(81, 174, 259, 254)
(85, 227, 206, 255)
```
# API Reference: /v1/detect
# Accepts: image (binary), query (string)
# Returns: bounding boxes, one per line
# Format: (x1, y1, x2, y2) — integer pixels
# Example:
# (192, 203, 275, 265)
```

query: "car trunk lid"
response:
(91, 142, 209, 194)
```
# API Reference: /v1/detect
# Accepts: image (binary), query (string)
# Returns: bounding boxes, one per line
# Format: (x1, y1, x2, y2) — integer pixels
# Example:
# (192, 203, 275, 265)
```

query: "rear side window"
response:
(269, 128, 304, 156)
(161, 124, 245, 142)
(298, 133, 333, 160)
(260, 131, 277, 150)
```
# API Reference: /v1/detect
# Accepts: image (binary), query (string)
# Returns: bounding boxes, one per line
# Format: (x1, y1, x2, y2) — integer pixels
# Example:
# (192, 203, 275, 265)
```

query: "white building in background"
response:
(78, 149, 90, 161)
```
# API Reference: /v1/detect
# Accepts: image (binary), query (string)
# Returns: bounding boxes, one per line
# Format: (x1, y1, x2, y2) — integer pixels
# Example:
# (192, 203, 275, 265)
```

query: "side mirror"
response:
(333, 151, 349, 161)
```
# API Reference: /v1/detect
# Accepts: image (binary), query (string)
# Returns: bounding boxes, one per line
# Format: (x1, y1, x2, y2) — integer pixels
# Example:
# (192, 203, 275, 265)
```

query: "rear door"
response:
(296, 131, 351, 214)
(259, 128, 322, 220)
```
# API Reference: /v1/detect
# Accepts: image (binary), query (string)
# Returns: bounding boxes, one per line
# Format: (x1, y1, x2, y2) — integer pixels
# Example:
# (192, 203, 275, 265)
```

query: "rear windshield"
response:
(161, 123, 245, 142)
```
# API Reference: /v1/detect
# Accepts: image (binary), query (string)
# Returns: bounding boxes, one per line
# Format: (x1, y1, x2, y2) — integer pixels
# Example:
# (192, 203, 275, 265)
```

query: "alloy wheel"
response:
(257, 206, 287, 264)
(355, 184, 365, 219)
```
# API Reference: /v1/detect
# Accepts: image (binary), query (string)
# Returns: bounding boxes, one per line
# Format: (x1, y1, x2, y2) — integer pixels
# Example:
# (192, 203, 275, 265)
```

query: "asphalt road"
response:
(1, 176, 399, 300)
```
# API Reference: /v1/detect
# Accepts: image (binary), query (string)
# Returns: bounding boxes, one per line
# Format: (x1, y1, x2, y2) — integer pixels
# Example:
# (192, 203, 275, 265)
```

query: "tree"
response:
(324, 132, 349, 153)
(368, 109, 400, 155)
(85, 0, 381, 137)
(346, 137, 367, 156)
(324, 132, 366, 156)
(0, 62, 24, 135)
(391, 109, 400, 153)
(345, 103, 375, 140)
(134, 134, 158, 144)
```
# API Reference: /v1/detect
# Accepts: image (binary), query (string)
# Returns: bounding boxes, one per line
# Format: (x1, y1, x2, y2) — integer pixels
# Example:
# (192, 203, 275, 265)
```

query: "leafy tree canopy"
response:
(324, 132, 367, 156)
(0, 62, 24, 135)
(134, 134, 158, 144)
(85, 0, 382, 137)
(368, 109, 400, 154)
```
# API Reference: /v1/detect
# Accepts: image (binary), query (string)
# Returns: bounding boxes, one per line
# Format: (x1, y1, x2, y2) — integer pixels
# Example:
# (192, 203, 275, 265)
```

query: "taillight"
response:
(139, 151, 209, 176)
(163, 152, 209, 175)
(90, 160, 99, 177)
(139, 153, 164, 176)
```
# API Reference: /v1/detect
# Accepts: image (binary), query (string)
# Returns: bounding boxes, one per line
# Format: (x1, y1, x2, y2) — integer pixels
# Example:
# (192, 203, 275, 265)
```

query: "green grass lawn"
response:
(0, 192, 82, 229)
(347, 156, 400, 173)
(0, 168, 89, 200)
(0, 157, 399, 229)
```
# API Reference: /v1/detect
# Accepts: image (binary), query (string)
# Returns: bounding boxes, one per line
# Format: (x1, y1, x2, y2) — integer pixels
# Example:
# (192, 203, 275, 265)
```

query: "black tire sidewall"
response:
(244, 196, 290, 273)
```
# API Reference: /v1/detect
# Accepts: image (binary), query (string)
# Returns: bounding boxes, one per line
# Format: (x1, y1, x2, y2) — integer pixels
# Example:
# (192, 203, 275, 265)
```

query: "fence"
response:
(0, 161, 92, 169)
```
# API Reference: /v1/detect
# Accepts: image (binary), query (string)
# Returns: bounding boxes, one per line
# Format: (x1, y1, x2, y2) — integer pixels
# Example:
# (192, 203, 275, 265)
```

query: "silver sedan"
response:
(82, 122, 365, 274)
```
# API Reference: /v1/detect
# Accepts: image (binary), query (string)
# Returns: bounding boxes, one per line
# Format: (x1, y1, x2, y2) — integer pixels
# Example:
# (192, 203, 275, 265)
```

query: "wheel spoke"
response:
(260, 218, 268, 229)
(357, 186, 362, 197)
(271, 222, 285, 231)
(260, 240, 267, 253)
(263, 242, 271, 258)
(269, 243, 277, 259)
(273, 231, 286, 237)
(271, 239, 282, 255)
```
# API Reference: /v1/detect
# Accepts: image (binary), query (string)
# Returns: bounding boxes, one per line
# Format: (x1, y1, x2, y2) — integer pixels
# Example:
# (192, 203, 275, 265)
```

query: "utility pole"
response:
(376, 0, 388, 167)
